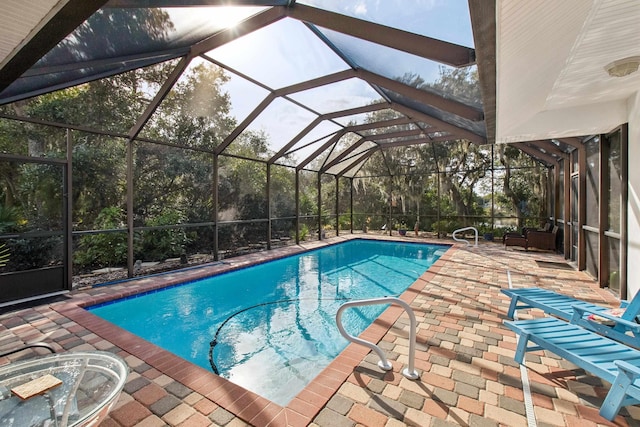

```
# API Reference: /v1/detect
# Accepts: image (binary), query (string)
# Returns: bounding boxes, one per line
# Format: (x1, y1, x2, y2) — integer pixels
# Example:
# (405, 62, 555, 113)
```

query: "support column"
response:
(547, 166, 560, 225)
(295, 170, 300, 244)
(490, 145, 495, 231)
(437, 172, 442, 238)
(213, 154, 219, 259)
(350, 178, 354, 234)
(267, 163, 272, 248)
(64, 129, 73, 289)
(126, 139, 134, 277)
(578, 143, 587, 270)
(563, 158, 571, 258)
(599, 136, 609, 288)
(317, 172, 322, 240)
(335, 176, 339, 236)
(620, 123, 629, 298)
(554, 164, 560, 224)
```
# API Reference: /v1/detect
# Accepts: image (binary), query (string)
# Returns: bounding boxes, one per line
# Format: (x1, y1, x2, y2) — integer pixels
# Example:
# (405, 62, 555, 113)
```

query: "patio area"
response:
(0, 235, 634, 427)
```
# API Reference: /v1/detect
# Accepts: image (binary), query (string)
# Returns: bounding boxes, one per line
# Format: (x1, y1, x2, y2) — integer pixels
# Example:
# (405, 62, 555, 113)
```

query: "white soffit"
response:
(0, 0, 69, 69)
(496, 0, 640, 143)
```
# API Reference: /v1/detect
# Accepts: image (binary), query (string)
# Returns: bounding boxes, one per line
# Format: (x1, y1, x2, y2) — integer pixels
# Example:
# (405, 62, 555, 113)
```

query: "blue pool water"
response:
(89, 239, 447, 405)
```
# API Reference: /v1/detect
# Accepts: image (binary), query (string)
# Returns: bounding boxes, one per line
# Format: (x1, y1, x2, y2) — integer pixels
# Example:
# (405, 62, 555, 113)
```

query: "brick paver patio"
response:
(1, 235, 636, 426)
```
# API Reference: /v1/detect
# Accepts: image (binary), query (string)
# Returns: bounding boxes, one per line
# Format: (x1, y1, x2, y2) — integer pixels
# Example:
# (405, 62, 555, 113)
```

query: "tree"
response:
(496, 144, 548, 229)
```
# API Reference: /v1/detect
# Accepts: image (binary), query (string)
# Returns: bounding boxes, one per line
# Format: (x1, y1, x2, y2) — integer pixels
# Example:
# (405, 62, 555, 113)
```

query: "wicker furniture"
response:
(504, 225, 559, 252)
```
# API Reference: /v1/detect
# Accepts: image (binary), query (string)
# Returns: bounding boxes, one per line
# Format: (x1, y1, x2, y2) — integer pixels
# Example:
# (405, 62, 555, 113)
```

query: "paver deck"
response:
(1, 234, 636, 426)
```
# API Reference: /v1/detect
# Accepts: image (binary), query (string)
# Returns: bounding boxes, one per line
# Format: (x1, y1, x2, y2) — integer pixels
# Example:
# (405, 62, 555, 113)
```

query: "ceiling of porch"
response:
(494, 0, 640, 144)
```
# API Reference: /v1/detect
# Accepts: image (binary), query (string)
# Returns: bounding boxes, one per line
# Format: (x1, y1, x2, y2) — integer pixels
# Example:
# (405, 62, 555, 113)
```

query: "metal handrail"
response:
(452, 226, 478, 247)
(336, 297, 419, 380)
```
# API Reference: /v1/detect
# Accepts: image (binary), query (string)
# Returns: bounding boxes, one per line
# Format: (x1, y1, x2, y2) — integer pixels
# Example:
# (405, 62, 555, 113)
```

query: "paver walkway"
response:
(1, 235, 637, 426)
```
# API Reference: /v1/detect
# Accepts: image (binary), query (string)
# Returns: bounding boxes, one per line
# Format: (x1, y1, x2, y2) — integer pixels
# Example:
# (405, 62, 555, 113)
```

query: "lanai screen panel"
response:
(289, 132, 338, 170)
(277, 122, 343, 165)
(206, 18, 349, 90)
(298, 0, 474, 47)
(0, 6, 265, 104)
(314, 28, 480, 108)
(305, 131, 361, 172)
(287, 78, 382, 115)
(73, 133, 128, 231)
(218, 156, 267, 222)
(3, 60, 180, 135)
(139, 58, 268, 149)
(608, 134, 622, 233)
(359, 123, 420, 137)
(326, 149, 373, 177)
(270, 164, 296, 241)
(320, 173, 336, 233)
(298, 169, 319, 240)
(585, 137, 600, 227)
(133, 142, 214, 225)
(323, 139, 377, 170)
(225, 97, 318, 160)
(200, 58, 271, 126)
(382, 89, 485, 139)
(0, 118, 67, 159)
(330, 107, 393, 127)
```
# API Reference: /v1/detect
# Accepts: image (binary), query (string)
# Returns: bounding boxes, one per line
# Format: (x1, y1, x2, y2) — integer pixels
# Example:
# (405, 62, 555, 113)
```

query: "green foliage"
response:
(490, 226, 512, 239)
(4, 237, 60, 271)
(431, 220, 462, 235)
(74, 207, 127, 269)
(136, 209, 188, 261)
(270, 165, 296, 218)
(299, 192, 316, 217)
(0, 205, 19, 233)
(19, 163, 64, 228)
(72, 137, 126, 227)
(495, 144, 548, 228)
(0, 204, 62, 272)
(338, 214, 351, 231)
(298, 223, 309, 241)
(0, 244, 9, 268)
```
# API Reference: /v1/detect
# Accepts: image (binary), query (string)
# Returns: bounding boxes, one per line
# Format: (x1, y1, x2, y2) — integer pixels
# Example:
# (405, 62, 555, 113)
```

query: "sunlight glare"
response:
(163, 6, 265, 33)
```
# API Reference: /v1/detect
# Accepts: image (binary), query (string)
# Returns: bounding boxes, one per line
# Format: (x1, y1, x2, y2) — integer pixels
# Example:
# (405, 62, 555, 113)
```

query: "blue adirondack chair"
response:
(505, 316, 640, 421)
(501, 287, 640, 348)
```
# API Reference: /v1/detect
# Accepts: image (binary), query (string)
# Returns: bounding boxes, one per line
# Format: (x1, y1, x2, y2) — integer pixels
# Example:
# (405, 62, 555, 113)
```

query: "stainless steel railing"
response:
(452, 226, 478, 247)
(336, 297, 419, 380)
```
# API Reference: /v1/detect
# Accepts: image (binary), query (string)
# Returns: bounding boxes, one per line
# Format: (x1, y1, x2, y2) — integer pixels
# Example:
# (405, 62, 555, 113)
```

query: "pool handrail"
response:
(336, 296, 419, 380)
(452, 226, 478, 247)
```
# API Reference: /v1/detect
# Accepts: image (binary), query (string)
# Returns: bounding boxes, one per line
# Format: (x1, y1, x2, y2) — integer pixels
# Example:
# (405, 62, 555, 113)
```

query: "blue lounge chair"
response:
(505, 316, 640, 421)
(502, 287, 640, 348)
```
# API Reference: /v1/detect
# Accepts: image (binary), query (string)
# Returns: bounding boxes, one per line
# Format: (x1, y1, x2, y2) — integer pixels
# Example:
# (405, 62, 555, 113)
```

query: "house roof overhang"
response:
(0, 0, 109, 93)
(483, 0, 640, 145)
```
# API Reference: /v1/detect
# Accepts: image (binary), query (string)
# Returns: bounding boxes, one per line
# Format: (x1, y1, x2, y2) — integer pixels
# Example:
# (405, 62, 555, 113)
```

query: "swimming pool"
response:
(89, 239, 447, 405)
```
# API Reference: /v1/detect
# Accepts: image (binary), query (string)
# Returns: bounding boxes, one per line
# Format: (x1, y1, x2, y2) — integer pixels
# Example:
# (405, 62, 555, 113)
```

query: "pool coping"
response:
(52, 235, 456, 426)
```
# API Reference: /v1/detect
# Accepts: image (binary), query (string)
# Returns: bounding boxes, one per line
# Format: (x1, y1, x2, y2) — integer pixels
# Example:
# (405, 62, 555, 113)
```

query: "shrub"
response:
(74, 206, 127, 269)
(4, 236, 61, 271)
(298, 223, 309, 240)
(0, 244, 8, 267)
(338, 213, 351, 230)
(431, 220, 462, 235)
(135, 209, 188, 261)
